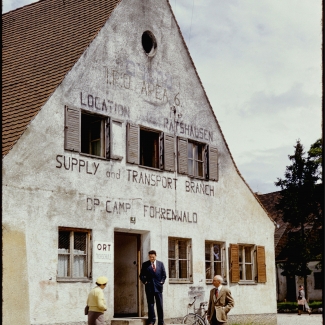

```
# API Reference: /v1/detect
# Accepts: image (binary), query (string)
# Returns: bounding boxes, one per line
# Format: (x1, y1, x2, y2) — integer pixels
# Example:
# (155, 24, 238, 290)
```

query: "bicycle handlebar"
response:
(188, 294, 202, 307)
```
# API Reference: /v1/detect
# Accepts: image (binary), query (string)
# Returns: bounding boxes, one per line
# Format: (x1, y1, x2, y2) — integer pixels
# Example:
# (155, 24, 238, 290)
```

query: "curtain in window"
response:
(58, 248, 69, 277)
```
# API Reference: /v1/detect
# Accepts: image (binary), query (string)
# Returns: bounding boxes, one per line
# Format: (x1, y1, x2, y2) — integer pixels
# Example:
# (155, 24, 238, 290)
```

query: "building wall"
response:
(276, 262, 323, 302)
(2, 0, 277, 324)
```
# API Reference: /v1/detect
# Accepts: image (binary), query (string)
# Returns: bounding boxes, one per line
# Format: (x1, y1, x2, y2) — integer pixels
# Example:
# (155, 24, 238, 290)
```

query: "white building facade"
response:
(2, 1, 277, 324)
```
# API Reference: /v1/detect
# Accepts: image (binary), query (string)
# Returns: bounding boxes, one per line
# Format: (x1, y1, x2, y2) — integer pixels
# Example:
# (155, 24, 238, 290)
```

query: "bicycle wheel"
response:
(182, 313, 205, 325)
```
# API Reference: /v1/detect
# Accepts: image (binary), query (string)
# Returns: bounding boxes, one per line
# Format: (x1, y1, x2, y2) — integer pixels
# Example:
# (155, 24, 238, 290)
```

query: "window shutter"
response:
(230, 244, 240, 283)
(257, 246, 267, 283)
(178, 137, 188, 174)
(164, 134, 175, 172)
(105, 118, 110, 159)
(209, 146, 218, 181)
(159, 133, 164, 170)
(64, 106, 80, 152)
(127, 123, 139, 164)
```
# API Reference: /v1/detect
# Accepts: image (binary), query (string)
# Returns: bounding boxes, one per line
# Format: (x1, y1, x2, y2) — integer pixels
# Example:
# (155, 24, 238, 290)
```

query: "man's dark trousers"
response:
(145, 288, 163, 325)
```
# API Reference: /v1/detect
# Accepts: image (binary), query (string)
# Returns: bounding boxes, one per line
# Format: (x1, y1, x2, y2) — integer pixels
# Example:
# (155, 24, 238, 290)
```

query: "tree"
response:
(275, 139, 323, 299)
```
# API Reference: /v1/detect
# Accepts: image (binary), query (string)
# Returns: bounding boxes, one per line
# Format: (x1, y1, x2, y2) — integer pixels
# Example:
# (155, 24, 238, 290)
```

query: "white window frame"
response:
(205, 241, 226, 283)
(188, 140, 205, 178)
(57, 227, 92, 282)
(238, 244, 256, 283)
(168, 237, 192, 283)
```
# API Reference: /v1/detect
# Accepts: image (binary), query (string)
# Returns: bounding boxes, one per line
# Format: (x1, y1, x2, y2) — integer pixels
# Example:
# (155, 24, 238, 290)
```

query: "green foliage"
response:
(274, 139, 323, 284)
(277, 300, 323, 311)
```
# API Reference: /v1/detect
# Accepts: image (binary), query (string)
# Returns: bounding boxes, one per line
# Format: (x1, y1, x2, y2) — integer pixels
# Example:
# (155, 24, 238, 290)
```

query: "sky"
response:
(2, 0, 322, 194)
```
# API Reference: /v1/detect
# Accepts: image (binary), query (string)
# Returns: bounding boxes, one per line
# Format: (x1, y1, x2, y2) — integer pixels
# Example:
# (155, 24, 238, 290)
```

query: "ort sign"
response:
(94, 241, 113, 263)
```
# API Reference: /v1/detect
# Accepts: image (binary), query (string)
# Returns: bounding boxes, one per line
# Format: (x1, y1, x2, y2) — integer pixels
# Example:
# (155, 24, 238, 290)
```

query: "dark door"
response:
(114, 232, 140, 317)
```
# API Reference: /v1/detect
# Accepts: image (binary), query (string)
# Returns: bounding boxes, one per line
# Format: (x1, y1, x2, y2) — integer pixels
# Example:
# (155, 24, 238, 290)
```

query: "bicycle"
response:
(182, 294, 209, 325)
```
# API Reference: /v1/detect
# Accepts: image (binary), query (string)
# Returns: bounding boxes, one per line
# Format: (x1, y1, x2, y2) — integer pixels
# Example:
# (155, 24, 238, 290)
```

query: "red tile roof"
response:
(2, 0, 121, 156)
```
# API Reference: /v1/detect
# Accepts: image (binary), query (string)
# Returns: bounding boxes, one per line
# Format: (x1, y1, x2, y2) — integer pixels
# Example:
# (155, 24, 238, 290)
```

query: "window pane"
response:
(245, 247, 251, 262)
(213, 244, 220, 261)
(140, 129, 159, 168)
(197, 161, 203, 177)
(245, 264, 252, 280)
(179, 260, 188, 278)
(205, 244, 210, 260)
(193, 145, 198, 159)
(214, 262, 221, 276)
(178, 240, 187, 259)
(169, 260, 176, 278)
(73, 253, 86, 277)
(205, 261, 212, 279)
(188, 143, 193, 158)
(58, 231, 70, 277)
(168, 238, 176, 258)
(91, 140, 101, 156)
(74, 232, 86, 252)
(238, 246, 243, 263)
(188, 159, 194, 175)
(81, 114, 104, 157)
(197, 144, 203, 160)
(59, 231, 70, 250)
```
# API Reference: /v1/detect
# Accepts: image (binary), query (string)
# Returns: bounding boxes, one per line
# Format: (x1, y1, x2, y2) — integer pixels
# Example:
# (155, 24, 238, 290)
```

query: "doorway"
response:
(114, 232, 141, 317)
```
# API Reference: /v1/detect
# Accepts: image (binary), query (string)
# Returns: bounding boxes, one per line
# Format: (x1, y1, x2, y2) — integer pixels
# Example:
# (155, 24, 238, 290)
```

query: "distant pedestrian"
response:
(139, 250, 166, 325)
(87, 276, 108, 325)
(207, 275, 234, 325)
(297, 285, 311, 315)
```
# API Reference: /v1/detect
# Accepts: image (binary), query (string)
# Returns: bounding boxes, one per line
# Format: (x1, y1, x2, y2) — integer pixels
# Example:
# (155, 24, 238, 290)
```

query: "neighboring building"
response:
(2, 1, 277, 325)
(257, 191, 323, 302)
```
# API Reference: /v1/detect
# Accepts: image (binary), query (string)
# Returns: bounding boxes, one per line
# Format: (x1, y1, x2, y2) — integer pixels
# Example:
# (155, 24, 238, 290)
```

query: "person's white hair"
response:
(214, 275, 223, 282)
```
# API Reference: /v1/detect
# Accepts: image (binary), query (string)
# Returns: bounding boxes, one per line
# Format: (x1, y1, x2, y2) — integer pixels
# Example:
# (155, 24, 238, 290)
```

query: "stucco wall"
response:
(2, 0, 277, 324)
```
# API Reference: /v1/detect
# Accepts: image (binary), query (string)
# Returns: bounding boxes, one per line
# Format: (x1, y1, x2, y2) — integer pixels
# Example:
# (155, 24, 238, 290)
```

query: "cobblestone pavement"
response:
(277, 313, 323, 325)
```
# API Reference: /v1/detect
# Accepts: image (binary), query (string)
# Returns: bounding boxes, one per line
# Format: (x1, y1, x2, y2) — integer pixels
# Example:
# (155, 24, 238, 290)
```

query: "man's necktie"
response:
(152, 263, 156, 272)
(215, 289, 218, 298)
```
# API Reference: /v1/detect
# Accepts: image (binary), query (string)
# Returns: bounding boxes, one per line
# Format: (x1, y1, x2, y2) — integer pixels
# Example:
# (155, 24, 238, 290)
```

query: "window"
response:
(127, 123, 175, 171)
(188, 141, 204, 177)
(57, 227, 91, 281)
(64, 106, 123, 160)
(168, 237, 192, 282)
(178, 137, 218, 181)
(229, 244, 266, 283)
(81, 113, 106, 157)
(205, 241, 226, 283)
(314, 272, 323, 289)
(140, 129, 160, 168)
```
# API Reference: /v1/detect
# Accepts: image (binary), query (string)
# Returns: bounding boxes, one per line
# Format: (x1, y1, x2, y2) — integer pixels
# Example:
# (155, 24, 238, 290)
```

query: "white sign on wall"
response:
(94, 241, 113, 263)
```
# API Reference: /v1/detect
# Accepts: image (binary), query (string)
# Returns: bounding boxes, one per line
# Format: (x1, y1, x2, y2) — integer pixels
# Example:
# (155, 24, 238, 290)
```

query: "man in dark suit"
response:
(140, 250, 166, 325)
(207, 275, 234, 325)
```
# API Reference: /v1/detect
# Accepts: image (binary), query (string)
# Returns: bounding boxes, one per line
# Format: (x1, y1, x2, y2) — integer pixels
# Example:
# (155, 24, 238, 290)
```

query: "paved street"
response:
(277, 313, 323, 325)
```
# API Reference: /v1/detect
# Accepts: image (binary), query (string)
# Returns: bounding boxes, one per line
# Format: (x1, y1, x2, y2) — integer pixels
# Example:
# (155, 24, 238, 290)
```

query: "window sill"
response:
(138, 165, 163, 172)
(79, 152, 107, 160)
(238, 281, 257, 285)
(169, 280, 193, 284)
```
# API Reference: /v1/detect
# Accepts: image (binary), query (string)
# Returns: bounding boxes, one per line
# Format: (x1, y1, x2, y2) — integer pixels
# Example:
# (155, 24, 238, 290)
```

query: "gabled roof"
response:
(2, 0, 274, 221)
(2, 0, 121, 156)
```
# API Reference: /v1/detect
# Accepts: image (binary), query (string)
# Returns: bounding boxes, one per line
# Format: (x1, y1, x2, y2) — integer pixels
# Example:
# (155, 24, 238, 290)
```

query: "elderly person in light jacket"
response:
(297, 285, 311, 315)
(87, 276, 108, 325)
(207, 275, 234, 325)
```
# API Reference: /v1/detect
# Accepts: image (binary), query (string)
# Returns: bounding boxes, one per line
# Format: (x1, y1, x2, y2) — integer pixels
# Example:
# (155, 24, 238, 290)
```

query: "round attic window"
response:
(142, 31, 157, 57)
